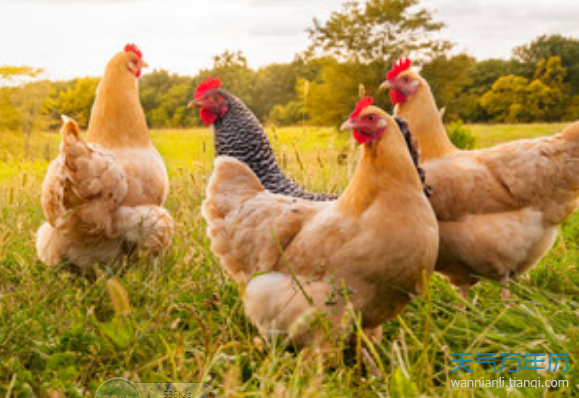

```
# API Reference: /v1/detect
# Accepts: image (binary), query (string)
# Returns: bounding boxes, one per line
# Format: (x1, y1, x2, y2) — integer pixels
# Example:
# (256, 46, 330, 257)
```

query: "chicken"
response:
(36, 44, 173, 271)
(202, 97, 438, 346)
(380, 57, 579, 299)
(188, 77, 337, 201)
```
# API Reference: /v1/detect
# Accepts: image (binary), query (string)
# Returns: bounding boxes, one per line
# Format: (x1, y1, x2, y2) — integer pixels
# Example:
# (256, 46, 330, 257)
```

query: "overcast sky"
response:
(1, 0, 578, 80)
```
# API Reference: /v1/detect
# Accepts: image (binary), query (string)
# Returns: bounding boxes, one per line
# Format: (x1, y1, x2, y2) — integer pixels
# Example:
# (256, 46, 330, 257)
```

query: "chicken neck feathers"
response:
(212, 92, 338, 201)
(87, 51, 150, 148)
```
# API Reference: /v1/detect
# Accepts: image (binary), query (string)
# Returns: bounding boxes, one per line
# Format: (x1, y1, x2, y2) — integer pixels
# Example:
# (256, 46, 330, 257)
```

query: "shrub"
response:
(447, 121, 476, 149)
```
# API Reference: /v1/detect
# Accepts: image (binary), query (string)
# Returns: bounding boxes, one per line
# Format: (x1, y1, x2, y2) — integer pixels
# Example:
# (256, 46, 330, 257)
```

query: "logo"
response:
(95, 378, 140, 398)
(95, 379, 220, 398)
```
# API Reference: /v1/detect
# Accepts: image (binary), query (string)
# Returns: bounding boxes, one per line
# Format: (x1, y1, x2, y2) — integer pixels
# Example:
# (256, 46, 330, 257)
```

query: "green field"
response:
(1, 123, 578, 397)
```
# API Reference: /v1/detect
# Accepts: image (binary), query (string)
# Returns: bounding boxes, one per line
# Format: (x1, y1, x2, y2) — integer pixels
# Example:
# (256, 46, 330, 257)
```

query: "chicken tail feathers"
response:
(202, 155, 264, 229)
(40, 116, 128, 239)
(36, 222, 68, 266)
(60, 115, 127, 207)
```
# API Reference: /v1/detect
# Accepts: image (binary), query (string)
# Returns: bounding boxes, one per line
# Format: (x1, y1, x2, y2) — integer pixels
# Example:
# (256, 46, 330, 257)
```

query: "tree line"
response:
(2, 0, 579, 139)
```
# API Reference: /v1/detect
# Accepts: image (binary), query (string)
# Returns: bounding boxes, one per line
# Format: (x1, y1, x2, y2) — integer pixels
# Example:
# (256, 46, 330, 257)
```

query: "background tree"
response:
(0, 66, 44, 132)
(301, 0, 450, 125)
(533, 56, 568, 121)
(480, 75, 529, 122)
(0, 66, 42, 84)
(513, 34, 579, 95)
(140, 70, 195, 128)
(420, 54, 476, 121)
(251, 58, 320, 122)
(0, 87, 20, 131)
(481, 56, 568, 123)
(296, 58, 389, 126)
(44, 77, 99, 129)
(11, 81, 50, 156)
(200, 50, 256, 109)
(2, 29, 579, 134)
(307, 0, 450, 63)
(0, 66, 46, 156)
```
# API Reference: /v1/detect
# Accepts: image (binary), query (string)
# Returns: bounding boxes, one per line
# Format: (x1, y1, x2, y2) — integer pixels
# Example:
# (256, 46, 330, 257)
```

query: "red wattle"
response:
(353, 130, 373, 145)
(200, 109, 217, 125)
(390, 89, 407, 105)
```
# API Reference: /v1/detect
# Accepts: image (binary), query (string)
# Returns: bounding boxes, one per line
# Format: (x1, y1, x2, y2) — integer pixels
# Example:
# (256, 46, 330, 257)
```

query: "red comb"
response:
(350, 97, 374, 119)
(386, 57, 412, 80)
(124, 43, 142, 59)
(194, 76, 222, 100)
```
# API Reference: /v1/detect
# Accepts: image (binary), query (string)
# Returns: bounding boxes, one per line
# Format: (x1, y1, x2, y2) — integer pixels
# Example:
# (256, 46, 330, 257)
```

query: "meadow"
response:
(1, 123, 578, 397)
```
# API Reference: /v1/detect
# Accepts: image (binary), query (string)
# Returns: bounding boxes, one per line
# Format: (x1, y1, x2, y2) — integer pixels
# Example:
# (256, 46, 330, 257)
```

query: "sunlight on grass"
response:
(471, 123, 569, 148)
(0, 123, 577, 397)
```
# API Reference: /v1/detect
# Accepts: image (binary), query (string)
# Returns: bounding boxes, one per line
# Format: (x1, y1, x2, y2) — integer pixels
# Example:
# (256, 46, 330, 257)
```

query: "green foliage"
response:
(44, 77, 99, 129)
(446, 121, 476, 149)
(252, 59, 317, 121)
(513, 34, 579, 94)
(0, 66, 48, 152)
(302, 0, 451, 126)
(268, 100, 303, 126)
(0, 66, 43, 82)
(468, 59, 524, 95)
(563, 95, 579, 120)
(10, 81, 51, 156)
(421, 54, 477, 121)
(480, 75, 533, 122)
(0, 88, 20, 131)
(199, 50, 257, 110)
(419, 56, 536, 122)
(481, 57, 569, 123)
(297, 56, 394, 126)
(3, 31, 579, 132)
(140, 70, 196, 128)
(298, 59, 366, 126)
(307, 0, 451, 63)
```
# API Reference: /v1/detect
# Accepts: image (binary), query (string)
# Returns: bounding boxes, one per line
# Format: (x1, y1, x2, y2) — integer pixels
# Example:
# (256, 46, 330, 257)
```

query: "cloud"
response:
(421, 0, 579, 59)
(2, 0, 579, 80)
(250, 20, 304, 37)
(250, 0, 333, 8)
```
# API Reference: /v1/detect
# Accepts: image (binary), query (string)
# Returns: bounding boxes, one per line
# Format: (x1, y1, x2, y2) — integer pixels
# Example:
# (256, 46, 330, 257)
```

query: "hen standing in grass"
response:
(202, 98, 438, 347)
(36, 44, 173, 271)
(189, 77, 338, 201)
(381, 57, 579, 300)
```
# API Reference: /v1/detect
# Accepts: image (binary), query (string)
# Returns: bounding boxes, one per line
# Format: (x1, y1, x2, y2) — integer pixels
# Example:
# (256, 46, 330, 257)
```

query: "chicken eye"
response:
(367, 115, 375, 121)
(211, 96, 220, 102)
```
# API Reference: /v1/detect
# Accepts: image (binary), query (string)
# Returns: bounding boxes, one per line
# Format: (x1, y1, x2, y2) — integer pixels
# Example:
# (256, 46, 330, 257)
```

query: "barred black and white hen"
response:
(189, 77, 338, 201)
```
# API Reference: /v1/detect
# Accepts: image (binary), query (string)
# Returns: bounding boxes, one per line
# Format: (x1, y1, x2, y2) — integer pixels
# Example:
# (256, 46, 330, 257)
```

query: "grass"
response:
(0, 123, 578, 397)
(470, 122, 569, 148)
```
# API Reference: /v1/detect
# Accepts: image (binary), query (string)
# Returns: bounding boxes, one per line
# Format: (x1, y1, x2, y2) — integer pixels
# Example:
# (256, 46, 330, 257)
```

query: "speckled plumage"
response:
(210, 90, 338, 201)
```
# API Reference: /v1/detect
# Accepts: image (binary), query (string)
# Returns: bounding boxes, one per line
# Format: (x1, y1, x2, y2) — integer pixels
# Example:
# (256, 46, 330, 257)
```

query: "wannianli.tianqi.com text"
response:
(450, 377, 569, 389)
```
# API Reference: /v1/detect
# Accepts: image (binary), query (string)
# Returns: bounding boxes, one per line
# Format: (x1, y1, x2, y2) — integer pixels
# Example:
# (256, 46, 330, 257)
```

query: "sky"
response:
(1, 0, 579, 80)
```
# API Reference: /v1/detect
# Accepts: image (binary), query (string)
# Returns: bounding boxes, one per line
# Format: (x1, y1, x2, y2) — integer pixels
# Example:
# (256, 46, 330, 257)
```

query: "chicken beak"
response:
(379, 80, 393, 91)
(188, 99, 202, 109)
(340, 120, 355, 131)
(141, 60, 149, 68)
